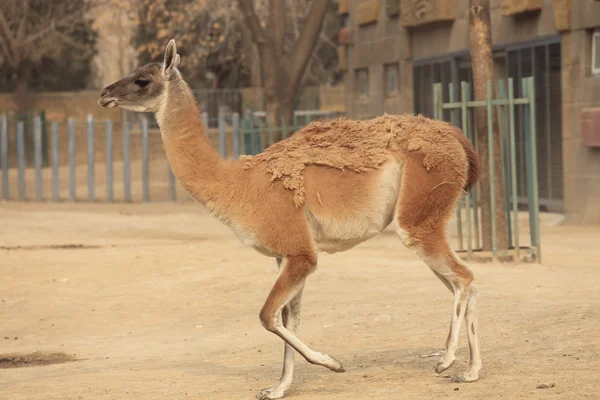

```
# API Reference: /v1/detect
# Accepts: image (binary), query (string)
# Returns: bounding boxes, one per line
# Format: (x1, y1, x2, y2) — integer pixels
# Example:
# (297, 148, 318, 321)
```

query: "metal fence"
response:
(433, 76, 540, 263)
(0, 110, 340, 204)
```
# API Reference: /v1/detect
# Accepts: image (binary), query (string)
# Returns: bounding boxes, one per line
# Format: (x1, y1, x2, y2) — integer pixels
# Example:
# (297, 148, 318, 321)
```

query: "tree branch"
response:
(286, 0, 300, 40)
(284, 0, 330, 96)
(0, 9, 17, 53)
(268, 0, 285, 56)
(16, 0, 29, 42)
(0, 31, 16, 68)
(238, 0, 268, 44)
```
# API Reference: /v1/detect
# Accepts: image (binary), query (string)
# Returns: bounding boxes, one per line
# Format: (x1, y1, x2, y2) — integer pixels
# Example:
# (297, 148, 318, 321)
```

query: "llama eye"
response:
(135, 79, 150, 88)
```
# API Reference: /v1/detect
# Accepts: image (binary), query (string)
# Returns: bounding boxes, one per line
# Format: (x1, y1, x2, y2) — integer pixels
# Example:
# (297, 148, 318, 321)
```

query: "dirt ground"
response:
(1, 202, 599, 400)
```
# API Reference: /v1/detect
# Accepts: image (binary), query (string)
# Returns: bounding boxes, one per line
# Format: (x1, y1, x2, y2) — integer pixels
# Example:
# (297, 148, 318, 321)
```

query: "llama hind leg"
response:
(406, 230, 474, 375)
(395, 154, 481, 381)
(452, 284, 482, 382)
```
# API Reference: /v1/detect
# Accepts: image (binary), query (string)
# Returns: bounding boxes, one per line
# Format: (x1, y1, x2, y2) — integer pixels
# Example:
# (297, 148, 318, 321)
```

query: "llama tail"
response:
(451, 127, 480, 193)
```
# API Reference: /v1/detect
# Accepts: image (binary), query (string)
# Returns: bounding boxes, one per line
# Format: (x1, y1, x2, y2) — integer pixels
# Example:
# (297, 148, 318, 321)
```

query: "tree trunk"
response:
(266, 94, 294, 142)
(15, 62, 32, 120)
(239, 0, 330, 143)
(468, 0, 509, 252)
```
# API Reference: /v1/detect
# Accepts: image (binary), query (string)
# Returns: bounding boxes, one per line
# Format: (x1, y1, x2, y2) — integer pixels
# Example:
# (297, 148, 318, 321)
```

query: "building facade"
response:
(339, 0, 600, 224)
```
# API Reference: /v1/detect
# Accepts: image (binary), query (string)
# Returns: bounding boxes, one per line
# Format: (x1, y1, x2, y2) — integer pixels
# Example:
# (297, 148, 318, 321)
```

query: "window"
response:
(384, 63, 399, 97)
(593, 29, 600, 75)
(356, 68, 369, 98)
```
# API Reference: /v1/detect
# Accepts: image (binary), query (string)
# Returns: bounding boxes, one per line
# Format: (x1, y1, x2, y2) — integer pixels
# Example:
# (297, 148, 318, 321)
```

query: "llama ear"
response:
(164, 39, 179, 76)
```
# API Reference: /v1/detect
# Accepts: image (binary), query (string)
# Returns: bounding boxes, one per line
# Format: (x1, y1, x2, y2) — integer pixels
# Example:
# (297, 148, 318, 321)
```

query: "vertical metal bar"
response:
(257, 118, 264, 153)
(51, 122, 59, 202)
(1, 115, 7, 199)
(508, 78, 520, 261)
(141, 117, 150, 202)
(240, 117, 247, 156)
(34, 116, 43, 201)
(486, 80, 497, 260)
(123, 122, 131, 202)
(218, 113, 226, 158)
(87, 115, 95, 202)
(448, 83, 464, 252)
(461, 81, 472, 259)
(449, 83, 458, 127)
(232, 112, 240, 159)
(281, 116, 287, 140)
(16, 121, 25, 200)
(517, 49, 526, 199)
(105, 120, 114, 203)
(267, 117, 274, 146)
(526, 77, 541, 263)
(466, 83, 480, 250)
(68, 119, 76, 201)
(432, 83, 441, 120)
(545, 44, 552, 200)
(497, 80, 513, 249)
(202, 112, 209, 131)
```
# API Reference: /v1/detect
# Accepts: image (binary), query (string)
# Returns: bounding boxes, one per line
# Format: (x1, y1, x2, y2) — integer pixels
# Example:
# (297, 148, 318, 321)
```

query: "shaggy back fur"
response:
(242, 114, 479, 208)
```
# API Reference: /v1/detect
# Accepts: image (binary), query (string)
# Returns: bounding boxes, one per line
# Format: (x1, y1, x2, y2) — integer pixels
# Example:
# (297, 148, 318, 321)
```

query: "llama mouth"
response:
(98, 98, 118, 109)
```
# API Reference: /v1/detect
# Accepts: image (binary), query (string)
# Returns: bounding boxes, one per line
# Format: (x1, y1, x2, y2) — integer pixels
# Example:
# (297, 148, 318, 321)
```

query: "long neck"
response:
(155, 74, 235, 210)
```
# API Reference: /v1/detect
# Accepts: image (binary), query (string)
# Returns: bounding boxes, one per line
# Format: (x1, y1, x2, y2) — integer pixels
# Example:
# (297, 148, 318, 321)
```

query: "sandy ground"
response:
(1, 202, 599, 400)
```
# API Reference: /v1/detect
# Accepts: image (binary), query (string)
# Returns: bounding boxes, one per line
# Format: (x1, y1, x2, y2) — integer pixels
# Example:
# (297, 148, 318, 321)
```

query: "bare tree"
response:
(239, 0, 331, 136)
(0, 0, 97, 117)
(468, 0, 508, 252)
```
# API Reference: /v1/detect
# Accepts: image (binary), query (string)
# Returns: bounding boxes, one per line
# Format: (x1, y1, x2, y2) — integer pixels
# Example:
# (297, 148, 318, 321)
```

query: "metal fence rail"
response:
(433, 76, 540, 263)
(0, 110, 339, 204)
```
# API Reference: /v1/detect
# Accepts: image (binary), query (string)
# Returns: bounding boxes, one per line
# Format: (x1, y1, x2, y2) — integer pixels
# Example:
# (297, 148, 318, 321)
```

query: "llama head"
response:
(98, 39, 181, 113)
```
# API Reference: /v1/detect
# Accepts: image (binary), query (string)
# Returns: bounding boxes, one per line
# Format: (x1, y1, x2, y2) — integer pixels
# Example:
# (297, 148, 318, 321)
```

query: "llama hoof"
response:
(257, 387, 286, 400)
(450, 371, 480, 383)
(435, 359, 455, 374)
(311, 353, 345, 372)
(325, 355, 345, 372)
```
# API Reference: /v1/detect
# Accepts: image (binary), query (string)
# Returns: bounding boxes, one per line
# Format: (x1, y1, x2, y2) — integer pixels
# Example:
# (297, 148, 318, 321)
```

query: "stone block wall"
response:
(561, 27, 600, 223)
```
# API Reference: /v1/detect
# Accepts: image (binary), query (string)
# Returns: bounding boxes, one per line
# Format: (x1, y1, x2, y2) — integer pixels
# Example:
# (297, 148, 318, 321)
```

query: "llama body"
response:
(98, 40, 482, 400)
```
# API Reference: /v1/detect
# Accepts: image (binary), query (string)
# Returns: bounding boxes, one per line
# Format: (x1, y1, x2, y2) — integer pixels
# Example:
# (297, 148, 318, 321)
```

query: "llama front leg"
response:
(257, 254, 344, 398)
(258, 285, 304, 400)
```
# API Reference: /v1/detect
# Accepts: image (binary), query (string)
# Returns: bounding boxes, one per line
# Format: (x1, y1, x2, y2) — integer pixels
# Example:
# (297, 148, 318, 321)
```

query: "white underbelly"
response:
(305, 162, 402, 254)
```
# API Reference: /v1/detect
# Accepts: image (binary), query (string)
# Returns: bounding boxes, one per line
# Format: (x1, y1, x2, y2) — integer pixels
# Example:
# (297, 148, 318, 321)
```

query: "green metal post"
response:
(486, 80, 497, 260)
(448, 83, 464, 251)
(257, 118, 265, 153)
(498, 80, 513, 249)
(281, 116, 288, 139)
(268, 117, 275, 146)
(433, 83, 441, 120)
(525, 77, 541, 263)
(240, 118, 247, 155)
(460, 82, 473, 259)
(466, 83, 481, 250)
(508, 78, 520, 261)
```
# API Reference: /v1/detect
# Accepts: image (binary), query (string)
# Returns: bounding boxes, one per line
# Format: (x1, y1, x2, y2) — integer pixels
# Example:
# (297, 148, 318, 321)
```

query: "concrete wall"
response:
(561, 13, 600, 223)
(343, 0, 600, 223)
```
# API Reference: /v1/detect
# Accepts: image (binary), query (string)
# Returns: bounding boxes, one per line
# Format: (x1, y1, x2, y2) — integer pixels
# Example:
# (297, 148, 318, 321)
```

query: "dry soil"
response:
(1, 202, 599, 400)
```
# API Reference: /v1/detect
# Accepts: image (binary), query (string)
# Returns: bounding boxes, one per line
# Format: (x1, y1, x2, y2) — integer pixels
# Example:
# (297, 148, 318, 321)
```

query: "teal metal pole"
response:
(34, 116, 43, 201)
(267, 117, 274, 146)
(498, 80, 513, 249)
(448, 83, 464, 252)
(508, 78, 520, 261)
(527, 77, 541, 263)
(466, 83, 480, 250)
(281, 116, 287, 140)
(461, 81, 473, 259)
(486, 80, 497, 260)
(433, 83, 441, 120)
